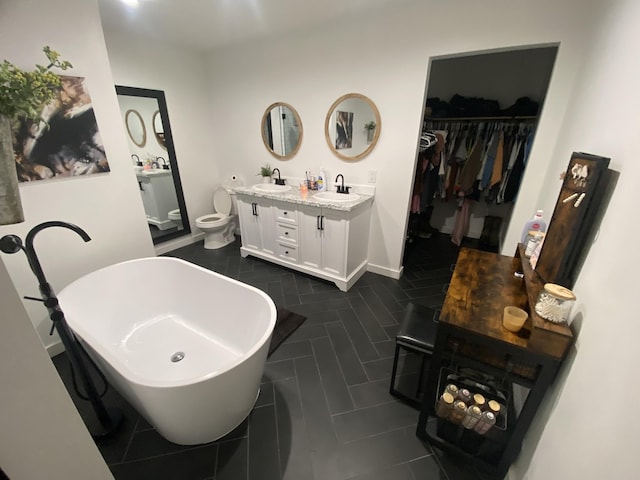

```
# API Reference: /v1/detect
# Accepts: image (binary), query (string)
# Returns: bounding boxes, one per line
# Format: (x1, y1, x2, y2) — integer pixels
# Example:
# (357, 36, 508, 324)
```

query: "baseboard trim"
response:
(46, 340, 65, 358)
(154, 232, 204, 255)
(367, 263, 403, 280)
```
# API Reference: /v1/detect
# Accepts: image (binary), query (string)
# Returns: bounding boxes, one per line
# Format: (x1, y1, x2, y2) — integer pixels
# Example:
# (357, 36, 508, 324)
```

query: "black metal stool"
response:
(389, 302, 439, 406)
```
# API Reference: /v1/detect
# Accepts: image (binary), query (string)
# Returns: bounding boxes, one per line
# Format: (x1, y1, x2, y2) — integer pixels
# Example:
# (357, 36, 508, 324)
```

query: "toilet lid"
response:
(213, 187, 232, 215)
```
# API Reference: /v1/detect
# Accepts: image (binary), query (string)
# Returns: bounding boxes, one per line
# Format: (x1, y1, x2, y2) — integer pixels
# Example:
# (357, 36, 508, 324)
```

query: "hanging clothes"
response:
(456, 136, 484, 195)
(489, 131, 505, 188)
(451, 197, 472, 246)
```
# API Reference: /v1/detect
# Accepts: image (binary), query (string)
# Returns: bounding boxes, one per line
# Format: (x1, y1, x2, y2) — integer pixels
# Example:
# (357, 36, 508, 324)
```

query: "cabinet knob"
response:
(285, 251, 289, 255)
(285, 231, 289, 235)
(284, 211, 288, 215)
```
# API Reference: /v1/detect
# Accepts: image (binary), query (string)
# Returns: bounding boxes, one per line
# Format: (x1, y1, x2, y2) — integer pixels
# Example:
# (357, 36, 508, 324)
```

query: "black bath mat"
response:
(269, 307, 307, 356)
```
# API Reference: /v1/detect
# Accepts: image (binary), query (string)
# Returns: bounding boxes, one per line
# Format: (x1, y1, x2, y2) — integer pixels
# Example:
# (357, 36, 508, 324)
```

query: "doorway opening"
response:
(403, 44, 558, 267)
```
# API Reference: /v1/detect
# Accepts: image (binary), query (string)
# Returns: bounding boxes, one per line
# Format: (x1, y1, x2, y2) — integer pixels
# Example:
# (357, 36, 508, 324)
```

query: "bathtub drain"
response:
(171, 351, 185, 363)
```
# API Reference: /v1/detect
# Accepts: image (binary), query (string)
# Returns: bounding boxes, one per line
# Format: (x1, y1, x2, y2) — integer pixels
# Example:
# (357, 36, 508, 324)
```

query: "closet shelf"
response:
(424, 115, 538, 122)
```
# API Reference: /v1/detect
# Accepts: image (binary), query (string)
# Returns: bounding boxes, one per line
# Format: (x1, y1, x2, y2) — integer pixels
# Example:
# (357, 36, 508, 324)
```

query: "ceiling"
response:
(97, 0, 413, 52)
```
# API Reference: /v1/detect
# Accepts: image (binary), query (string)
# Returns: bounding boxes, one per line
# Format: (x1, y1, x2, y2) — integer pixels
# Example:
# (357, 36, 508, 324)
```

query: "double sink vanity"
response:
(234, 183, 374, 291)
(241, 91, 381, 290)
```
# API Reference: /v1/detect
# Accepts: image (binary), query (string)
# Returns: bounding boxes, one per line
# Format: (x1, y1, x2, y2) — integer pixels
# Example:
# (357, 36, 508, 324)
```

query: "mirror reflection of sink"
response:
(252, 183, 292, 192)
(313, 191, 361, 203)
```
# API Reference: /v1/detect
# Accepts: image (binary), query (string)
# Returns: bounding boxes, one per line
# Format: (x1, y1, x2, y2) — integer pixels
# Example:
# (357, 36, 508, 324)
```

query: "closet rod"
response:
(424, 115, 537, 122)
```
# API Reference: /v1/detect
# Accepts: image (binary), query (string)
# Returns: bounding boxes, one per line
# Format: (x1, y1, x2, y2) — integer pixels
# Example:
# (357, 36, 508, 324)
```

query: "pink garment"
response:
(410, 157, 429, 213)
(451, 197, 471, 246)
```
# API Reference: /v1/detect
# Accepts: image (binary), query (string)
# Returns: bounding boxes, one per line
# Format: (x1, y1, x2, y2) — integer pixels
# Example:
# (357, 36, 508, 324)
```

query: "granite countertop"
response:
(136, 169, 172, 178)
(233, 185, 373, 212)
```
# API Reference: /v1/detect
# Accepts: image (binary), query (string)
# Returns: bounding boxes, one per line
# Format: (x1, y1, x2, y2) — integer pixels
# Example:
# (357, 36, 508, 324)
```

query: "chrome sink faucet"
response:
(335, 174, 350, 194)
(272, 168, 286, 185)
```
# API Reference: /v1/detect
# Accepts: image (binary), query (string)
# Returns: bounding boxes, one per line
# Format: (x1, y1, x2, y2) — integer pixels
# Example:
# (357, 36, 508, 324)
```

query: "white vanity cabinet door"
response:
(320, 209, 348, 276)
(298, 205, 347, 276)
(298, 205, 323, 270)
(137, 173, 179, 230)
(237, 196, 275, 254)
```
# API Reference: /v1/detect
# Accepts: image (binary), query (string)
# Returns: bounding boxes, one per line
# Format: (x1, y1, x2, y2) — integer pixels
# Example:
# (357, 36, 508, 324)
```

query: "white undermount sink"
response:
(313, 191, 360, 203)
(252, 183, 292, 193)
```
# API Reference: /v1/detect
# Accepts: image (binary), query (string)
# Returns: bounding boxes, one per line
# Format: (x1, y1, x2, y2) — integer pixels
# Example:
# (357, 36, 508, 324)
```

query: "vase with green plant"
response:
(364, 121, 376, 143)
(0, 46, 73, 225)
(258, 163, 272, 183)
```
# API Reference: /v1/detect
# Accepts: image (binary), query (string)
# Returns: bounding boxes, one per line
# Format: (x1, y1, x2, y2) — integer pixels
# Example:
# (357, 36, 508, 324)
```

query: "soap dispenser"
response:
(317, 167, 327, 192)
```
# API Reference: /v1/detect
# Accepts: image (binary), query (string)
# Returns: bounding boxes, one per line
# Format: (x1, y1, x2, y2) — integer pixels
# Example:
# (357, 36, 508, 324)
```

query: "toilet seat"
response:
(195, 187, 233, 229)
(213, 187, 232, 216)
(168, 209, 181, 222)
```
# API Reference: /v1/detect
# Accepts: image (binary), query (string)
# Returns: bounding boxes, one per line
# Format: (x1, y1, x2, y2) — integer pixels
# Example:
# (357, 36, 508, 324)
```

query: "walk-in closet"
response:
(406, 46, 558, 253)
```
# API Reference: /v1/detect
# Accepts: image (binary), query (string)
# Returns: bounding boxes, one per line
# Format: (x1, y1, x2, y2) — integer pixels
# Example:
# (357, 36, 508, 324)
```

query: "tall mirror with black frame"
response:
(115, 86, 190, 245)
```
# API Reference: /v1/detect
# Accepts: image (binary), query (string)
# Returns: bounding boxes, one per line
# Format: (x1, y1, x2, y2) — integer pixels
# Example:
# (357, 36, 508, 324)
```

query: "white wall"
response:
(0, 0, 155, 352)
(203, 0, 602, 276)
(102, 29, 218, 247)
(0, 259, 113, 479)
(511, 0, 640, 478)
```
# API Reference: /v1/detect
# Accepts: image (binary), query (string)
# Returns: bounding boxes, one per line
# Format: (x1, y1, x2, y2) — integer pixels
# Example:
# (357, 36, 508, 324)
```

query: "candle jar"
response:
(534, 283, 576, 324)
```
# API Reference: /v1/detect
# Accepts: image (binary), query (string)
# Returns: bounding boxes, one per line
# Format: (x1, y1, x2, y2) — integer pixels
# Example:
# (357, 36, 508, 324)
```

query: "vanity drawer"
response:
(277, 242, 297, 263)
(276, 223, 298, 244)
(273, 204, 298, 225)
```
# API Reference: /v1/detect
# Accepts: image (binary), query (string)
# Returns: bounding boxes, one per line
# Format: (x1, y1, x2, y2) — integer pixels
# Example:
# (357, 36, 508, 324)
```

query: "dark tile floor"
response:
(53, 232, 496, 480)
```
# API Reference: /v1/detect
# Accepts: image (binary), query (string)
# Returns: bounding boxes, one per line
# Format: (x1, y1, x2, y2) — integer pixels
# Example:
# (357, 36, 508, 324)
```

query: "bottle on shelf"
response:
(462, 405, 482, 430)
(521, 210, 547, 245)
(472, 393, 486, 410)
(457, 388, 472, 404)
(449, 401, 468, 425)
(317, 167, 327, 192)
(445, 383, 459, 398)
(435, 392, 455, 419)
(487, 399, 501, 416)
(473, 411, 496, 435)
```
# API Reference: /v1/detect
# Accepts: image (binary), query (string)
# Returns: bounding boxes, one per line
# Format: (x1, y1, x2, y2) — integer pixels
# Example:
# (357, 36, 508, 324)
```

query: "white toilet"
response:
(195, 186, 237, 249)
(167, 209, 182, 228)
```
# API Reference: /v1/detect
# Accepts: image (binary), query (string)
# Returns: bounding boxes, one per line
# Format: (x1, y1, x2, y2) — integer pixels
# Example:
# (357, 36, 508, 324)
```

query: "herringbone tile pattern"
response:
(54, 233, 495, 480)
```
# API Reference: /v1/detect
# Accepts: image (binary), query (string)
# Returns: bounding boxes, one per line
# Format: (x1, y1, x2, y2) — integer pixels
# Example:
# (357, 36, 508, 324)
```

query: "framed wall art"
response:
(12, 75, 110, 182)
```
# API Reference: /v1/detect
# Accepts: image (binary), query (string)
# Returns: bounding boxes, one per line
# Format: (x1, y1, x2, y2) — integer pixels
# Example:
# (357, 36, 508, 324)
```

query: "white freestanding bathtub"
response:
(57, 257, 276, 445)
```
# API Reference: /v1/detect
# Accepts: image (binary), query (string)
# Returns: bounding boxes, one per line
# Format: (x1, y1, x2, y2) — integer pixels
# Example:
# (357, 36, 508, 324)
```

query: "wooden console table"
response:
(416, 246, 573, 478)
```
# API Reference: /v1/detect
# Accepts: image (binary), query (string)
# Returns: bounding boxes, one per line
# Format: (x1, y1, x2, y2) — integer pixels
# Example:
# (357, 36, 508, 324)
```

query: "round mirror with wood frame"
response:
(261, 102, 303, 160)
(152, 110, 166, 149)
(325, 93, 381, 161)
(125, 109, 146, 148)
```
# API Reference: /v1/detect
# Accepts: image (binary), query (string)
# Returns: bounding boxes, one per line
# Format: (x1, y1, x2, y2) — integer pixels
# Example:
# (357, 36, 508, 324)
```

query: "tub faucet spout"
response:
(0, 222, 123, 438)
(24, 221, 91, 285)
